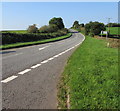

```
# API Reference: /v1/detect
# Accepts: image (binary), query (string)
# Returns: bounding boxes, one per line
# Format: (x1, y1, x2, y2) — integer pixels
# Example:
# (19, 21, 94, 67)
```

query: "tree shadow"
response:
(71, 31, 79, 33)
(0, 51, 16, 54)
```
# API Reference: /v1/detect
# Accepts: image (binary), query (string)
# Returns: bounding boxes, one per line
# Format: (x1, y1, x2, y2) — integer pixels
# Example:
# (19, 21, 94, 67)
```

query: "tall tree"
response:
(85, 21, 106, 36)
(72, 21, 80, 28)
(49, 17, 65, 29)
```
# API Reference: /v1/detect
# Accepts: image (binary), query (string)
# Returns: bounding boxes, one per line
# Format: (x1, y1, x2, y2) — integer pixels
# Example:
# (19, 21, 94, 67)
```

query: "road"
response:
(1, 29, 85, 109)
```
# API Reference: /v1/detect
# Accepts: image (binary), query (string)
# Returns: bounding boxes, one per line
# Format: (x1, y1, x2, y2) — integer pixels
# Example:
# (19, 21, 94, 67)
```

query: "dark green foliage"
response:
(49, 17, 65, 29)
(72, 21, 80, 28)
(85, 21, 106, 35)
(80, 23, 84, 27)
(72, 21, 81, 32)
(1, 31, 67, 45)
(27, 24, 38, 33)
(106, 23, 120, 27)
(85, 23, 90, 35)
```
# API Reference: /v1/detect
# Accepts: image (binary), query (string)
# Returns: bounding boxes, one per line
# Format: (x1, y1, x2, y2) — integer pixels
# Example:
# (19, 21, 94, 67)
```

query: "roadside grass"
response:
(58, 35, 118, 109)
(1, 33, 72, 49)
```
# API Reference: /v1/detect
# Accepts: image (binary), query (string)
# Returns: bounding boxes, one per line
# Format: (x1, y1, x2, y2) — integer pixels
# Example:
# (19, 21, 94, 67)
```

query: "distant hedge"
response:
(1, 32, 67, 45)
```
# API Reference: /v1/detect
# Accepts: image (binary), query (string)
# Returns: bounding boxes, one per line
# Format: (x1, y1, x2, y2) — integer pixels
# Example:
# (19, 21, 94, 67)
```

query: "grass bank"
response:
(1, 33, 72, 50)
(58, 34, 118, 109)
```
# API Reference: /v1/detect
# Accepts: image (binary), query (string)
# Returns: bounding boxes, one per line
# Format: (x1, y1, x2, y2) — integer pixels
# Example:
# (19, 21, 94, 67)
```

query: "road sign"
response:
(101, 31, 108, 35)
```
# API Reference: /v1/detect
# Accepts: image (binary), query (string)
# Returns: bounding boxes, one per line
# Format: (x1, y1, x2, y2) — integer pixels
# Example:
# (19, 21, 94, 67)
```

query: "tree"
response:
(80, 23, 84, 27)
(49, 17, 65, 29)
(72, 21, 80, 28)
(106, 23, 120, 27)
(85, 23, 91, 35)
(85, 22, 106, 36)
(27, 24, 38, 33)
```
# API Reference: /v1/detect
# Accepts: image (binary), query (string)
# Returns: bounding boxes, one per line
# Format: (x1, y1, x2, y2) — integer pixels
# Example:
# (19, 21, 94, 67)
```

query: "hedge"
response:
(1, 32, 66, 45)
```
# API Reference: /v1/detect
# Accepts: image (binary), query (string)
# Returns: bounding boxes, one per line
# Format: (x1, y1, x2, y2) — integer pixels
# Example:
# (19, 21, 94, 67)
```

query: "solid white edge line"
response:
(1, 75, 18, 83)
(31, 64, 41, 69)
(54, 55, 59, 58)
(48, 57, 54, 61)
(18, 69, 31, 75)
(41, 60, 49, 64)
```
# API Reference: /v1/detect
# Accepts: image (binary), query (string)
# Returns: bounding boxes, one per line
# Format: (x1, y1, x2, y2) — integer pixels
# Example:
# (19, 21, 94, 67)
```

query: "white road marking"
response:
(18, 69, 31, 75)
(1, 35, 85, 83)
(48, 57, 54, 61)
(39, 45, 50, 51)
(54, 55, 59, 58)
(1, 75, 18, 83)
(41, 60, 49, 64)
(31, 64, 41, 69)
(2, 53, 23, 59)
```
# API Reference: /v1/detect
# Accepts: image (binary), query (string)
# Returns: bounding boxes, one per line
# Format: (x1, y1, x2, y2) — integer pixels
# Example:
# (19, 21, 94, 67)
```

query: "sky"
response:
(1, 2, 118, 30)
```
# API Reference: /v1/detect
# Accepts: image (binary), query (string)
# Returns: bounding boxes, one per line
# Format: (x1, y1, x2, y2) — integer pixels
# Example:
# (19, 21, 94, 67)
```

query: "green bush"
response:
(39, 25, 49, 33)
(27, 24, 38, 33)
(58, 28, 68, 34)
(39, 25, 59, 33)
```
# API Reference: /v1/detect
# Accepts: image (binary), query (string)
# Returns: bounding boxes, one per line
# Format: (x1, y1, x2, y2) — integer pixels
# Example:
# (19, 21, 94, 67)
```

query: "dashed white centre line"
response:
(1, 36, 85, 83)
(1, 75, 18, 83)
(39, 45, 50, 51)
(18, 69, 31, 75)
(31, 64, 41, 69)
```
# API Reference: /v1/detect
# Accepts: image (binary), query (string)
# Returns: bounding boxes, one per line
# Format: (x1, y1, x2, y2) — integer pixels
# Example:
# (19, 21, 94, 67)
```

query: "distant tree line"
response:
(27, 17, 67, 33)
(71, 21, 84, 32)
(71, 20, 106, 37)
(71, 20, 119, 37)
(106, 23, 120, 27)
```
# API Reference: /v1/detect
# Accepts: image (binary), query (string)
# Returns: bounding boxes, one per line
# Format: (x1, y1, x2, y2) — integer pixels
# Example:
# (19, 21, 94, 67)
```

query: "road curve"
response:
(1, 29, 85, 109)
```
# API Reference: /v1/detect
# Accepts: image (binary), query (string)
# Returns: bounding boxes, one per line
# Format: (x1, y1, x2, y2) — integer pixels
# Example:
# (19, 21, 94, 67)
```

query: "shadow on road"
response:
(71, 32, 79, 33)
(0, 51, 16, 54)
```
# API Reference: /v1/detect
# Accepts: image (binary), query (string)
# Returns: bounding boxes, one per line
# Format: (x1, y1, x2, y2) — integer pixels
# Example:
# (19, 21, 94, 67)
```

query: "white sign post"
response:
(101, 31, 109, 47)
(101, 31, 108, 39)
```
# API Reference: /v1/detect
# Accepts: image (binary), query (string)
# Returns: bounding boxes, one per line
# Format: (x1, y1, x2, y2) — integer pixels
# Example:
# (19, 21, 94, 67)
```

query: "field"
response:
(1, 30, 27, 33)
(106, 27, 120, 35)
(58, 35, 118, 109)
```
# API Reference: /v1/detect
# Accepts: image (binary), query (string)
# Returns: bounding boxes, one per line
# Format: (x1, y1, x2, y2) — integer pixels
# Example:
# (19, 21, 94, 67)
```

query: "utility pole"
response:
(106, 18, 112, 47)
(107, 18, 112, 34)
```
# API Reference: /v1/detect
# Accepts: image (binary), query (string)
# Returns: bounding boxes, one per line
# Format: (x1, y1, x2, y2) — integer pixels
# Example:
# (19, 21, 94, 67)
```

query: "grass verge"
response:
(1, 33, 72, 50)
(58, 34, 118, 109)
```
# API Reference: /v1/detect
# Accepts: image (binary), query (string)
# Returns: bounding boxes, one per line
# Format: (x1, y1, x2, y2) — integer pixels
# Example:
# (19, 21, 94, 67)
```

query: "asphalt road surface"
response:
(1, 29, 85, 109)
